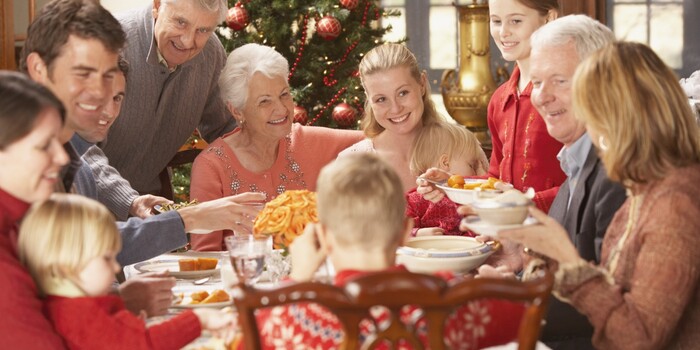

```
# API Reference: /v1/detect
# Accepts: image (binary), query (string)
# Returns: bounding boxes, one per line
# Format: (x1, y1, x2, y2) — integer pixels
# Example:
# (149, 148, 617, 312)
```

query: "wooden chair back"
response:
(232, 270, 553, 350)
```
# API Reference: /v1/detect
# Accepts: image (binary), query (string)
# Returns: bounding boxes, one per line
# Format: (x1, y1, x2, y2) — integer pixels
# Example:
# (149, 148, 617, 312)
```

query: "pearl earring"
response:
(598, 136, 609, 151)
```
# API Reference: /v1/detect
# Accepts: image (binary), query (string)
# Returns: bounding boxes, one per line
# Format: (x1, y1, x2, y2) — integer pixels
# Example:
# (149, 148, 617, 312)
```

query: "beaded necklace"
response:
(208, 134, 306, 201)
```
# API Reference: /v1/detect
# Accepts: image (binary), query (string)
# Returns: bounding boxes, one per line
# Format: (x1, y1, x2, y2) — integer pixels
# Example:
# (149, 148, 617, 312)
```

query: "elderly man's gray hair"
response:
(531, 14, 615, 61)
(219, 43, 290, 111)
(162, 0, 227, 22)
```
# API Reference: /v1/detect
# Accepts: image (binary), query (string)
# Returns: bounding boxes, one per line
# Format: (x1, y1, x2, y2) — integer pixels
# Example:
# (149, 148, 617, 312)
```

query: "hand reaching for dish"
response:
(416, 168, 451, 203)
(119, 271, 176, 317)
(178, 192, 266, 233)
(130, 194, 170, 218)
(498, 207, 581, 265)
(476, 264, 517, 279)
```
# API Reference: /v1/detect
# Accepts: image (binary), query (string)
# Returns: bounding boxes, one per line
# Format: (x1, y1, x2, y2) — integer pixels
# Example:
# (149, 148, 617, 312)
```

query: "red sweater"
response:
(487, 67, 566, 212)
(405, 189, 470, 236)
(44, 294, 201, 350)
(249, 266, 525, 349)
(0, 189, 65, 349)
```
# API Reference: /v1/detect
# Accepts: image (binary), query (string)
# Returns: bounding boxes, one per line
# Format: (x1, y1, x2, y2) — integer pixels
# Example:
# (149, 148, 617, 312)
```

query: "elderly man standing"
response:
(100, 0, 236, 196)
(526, 15, 627, 349)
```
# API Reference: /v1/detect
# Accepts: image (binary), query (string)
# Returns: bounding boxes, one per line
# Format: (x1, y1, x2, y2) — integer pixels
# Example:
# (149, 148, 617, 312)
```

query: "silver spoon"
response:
(416, 176, 446, 185)
(192, 276, 211, 285)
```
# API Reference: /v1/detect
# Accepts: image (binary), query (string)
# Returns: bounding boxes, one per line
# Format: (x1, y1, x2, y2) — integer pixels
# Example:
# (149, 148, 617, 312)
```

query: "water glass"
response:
(266, 249, 291, 284)
(225, 235, 272, 285)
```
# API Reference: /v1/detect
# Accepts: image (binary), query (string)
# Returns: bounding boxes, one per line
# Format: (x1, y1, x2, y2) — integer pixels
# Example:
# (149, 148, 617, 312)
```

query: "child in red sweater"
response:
(407, 122, 489, 237)
(248, 153, 524, 349)
(18, 194, 233, 350)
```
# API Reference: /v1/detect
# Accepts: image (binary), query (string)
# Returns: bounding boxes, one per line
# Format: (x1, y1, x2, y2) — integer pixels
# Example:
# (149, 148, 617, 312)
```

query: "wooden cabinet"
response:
(1, 0, 15, 70)
(559, 0, 607, 23)
(1, 0, 36, 70)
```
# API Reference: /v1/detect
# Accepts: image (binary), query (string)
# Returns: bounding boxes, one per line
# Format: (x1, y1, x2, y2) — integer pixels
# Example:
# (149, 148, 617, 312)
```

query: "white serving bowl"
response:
(396, 236, 494, 274)
(436, 180, 501, 205)
(471, 201, 529, 226)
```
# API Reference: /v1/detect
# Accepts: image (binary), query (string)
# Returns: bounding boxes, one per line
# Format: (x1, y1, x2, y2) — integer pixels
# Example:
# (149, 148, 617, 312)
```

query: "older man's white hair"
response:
(531, 14, 615, 60)
(219, 43, 290, 111)
(160, 0, 227, 22)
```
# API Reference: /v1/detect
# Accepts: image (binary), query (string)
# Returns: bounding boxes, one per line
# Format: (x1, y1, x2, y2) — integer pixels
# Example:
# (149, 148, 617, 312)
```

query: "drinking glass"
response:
(225, 235, 272, 285)
(266, 249, 291, 284)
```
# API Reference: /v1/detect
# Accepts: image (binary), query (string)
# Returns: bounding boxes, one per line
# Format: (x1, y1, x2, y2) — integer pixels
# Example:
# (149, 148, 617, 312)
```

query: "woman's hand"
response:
(476, 264, 517, 279)
(289, 223, 328, 282)
(416, 168, 450, 203)
(179, 192, 266, 233)
(498, 207, 581, 264)
(119, 272, 176, 317)
(477, 236, 524, 273)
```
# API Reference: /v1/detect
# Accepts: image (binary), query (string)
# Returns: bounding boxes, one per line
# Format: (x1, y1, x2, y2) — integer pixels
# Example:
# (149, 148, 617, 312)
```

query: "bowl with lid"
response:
(470, 189, 533, 226)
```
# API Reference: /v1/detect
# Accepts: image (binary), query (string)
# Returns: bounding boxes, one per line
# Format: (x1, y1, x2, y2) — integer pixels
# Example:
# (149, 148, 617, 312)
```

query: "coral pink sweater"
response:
(190, 124, 363, 251)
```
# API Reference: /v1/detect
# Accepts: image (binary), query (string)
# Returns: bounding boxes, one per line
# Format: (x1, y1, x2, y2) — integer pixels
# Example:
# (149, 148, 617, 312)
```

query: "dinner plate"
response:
(461, 216, 538, 237)
(134, 259, 219, 279)
(171, 294, 232, 309)
(436, 180, 502, 205)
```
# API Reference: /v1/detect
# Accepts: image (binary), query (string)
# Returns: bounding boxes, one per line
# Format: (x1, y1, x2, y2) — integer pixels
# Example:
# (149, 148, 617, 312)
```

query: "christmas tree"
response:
(217, 0, 402, 128)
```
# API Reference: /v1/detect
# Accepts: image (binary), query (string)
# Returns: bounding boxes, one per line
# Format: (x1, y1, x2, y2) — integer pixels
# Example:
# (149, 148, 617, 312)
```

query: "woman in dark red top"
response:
(0, 72, 69, 349)
(486, 0, 566, 212)
(488, 0, 566, 211)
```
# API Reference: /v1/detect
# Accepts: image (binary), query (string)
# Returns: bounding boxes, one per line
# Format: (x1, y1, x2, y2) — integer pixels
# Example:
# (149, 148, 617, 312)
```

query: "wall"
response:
(13, 0, 144, 39)
(101, 0, 145, 15)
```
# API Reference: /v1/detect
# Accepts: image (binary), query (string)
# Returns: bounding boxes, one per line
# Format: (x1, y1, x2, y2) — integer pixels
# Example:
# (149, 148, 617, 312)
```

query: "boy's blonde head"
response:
(18, 193, 121, 291)
(410, 122, 488, 176)
(316, 153, 406, 250)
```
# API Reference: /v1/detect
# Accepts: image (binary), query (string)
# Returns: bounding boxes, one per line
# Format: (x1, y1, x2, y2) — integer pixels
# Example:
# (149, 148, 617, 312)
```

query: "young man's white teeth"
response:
(98, 120, 108, 125)
(78, 103, 97, 111)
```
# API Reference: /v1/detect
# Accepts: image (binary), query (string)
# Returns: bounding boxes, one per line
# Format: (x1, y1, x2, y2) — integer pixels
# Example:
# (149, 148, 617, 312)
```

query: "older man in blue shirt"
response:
(527, 15, 627, 349)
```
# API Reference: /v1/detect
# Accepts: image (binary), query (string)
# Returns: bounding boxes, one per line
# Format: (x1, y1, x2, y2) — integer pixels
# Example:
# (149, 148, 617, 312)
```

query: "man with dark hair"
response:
(21, 0, 264, 319)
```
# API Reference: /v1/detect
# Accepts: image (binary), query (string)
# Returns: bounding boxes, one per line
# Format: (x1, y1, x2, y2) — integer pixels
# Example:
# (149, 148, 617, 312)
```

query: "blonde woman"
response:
(407, 122, 488, 236)
(337, 43, 445, 192)
(18, 194, 233, 349)
(500, 42, 700, 349)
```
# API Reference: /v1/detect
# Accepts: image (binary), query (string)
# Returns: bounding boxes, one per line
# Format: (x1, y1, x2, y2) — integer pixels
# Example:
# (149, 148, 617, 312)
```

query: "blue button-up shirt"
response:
(557, 133, 592, 209)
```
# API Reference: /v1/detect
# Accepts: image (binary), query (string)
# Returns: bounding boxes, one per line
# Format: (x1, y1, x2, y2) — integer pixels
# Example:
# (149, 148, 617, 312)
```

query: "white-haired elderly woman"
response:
(190, 43, 363, 251)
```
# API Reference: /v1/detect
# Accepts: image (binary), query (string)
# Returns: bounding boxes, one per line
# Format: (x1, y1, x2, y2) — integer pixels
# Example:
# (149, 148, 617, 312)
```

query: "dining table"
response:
(124, 249, 322, 350)
(124, 250, 245, 350)
(124, 247, 552, 350)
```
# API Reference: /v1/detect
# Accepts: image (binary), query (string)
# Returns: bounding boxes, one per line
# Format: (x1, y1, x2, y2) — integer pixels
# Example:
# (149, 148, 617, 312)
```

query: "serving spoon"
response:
(192, 276, 211, 285)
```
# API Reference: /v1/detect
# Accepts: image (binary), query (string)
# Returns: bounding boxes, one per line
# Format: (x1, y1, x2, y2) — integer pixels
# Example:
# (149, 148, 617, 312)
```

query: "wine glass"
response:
(225, 235, 272, 285)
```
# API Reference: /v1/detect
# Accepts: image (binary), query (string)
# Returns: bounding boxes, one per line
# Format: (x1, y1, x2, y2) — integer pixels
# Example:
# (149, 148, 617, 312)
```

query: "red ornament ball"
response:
(340, 0, 359, 10)
(293, 106, 308, 124)
(226, 6, 249, 31)
(332, 103, 357, 128)
(316, 16, 342, 41)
